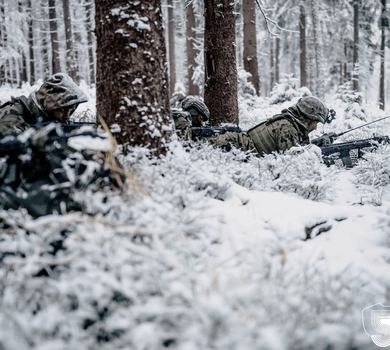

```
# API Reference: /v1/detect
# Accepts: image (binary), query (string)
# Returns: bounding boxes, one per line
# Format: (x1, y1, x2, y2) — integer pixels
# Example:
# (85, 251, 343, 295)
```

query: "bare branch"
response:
(255, 0, 299, 42)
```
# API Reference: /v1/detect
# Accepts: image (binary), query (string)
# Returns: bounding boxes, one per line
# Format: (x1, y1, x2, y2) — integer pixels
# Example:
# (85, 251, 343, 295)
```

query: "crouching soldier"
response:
(209, 96, 329, 155)
(0, 73, 88, 136)
(172, 96, 210, 140)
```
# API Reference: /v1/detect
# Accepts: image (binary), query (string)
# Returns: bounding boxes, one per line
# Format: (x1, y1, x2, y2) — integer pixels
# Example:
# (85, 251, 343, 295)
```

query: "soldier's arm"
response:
(0, 105, 30, 136)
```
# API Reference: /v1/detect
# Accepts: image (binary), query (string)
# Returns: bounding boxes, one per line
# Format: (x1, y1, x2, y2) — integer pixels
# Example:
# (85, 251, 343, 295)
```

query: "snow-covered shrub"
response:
(351, 144, 390, 205)
(237, 68, 257, 99)
(251, 145, 335, 201)
(268, 74, 311, 105)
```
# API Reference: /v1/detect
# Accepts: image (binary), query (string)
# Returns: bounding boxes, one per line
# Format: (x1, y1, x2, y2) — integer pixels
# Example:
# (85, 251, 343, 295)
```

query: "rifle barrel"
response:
(337, 115, 390, 137)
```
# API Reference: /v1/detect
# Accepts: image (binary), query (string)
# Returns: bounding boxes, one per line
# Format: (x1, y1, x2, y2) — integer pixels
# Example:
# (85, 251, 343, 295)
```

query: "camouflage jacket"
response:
(247, 106, 310, 156)
(0, 73, 88, 137)
(173, 114, 192, 141)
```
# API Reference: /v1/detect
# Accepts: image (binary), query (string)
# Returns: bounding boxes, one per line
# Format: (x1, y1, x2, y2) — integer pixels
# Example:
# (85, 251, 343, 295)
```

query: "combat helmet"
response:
(181, 96, 210, 122)
(296, 96, 328, 124)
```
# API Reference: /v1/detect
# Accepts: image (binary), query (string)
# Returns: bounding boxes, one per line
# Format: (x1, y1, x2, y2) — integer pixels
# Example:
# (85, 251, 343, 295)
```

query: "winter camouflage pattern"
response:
(247, 106, 310, 155)
(172, 109, 192, 140)
(208, 131, 255, 152)
(0, 124, 120, 217)
(0, 73, 88, 137)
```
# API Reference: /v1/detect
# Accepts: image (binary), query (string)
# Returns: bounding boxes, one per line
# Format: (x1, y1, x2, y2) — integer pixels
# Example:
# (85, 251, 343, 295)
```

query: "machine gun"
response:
(320, 135, 390, 167)
(311, 115, 390, 167)
(191, 125, 242, 140)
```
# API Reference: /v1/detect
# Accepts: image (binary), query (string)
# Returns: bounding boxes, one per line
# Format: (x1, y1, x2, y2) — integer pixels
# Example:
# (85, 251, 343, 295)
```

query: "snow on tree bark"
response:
(186, 1, 199, 96)
(63, 0, 77, 80)
(94, 0, 171, 153)
(167, 0, 176, 96)
(243, 0, 259, 95)
(204, 0, 238, 126)
(299, 2, 307, 88)
(49, 0, 60, 74)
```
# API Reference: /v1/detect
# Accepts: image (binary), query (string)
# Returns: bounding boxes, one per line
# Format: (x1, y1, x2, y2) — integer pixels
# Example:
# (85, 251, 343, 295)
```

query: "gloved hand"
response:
(311, 132, 338, 146)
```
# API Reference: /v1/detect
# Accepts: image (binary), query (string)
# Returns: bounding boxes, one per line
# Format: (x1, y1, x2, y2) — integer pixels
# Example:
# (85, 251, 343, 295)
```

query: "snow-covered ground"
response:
(1, 79, 390, 350)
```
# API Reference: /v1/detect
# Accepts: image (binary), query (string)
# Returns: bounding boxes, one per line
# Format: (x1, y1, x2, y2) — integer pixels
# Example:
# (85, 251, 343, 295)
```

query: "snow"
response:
(1, 82, 390, 349)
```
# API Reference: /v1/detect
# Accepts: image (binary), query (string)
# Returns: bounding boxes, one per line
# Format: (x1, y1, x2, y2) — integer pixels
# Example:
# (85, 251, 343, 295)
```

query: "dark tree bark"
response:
(243, 0, 259, 94)
(204, 0, 238, 125)
(352, 0, 359, 91)
(270, 40, 274, 91)
(167, 0, 175, 95)
(275, 36, 280, 84)
(299, 2, 307, 87)
(95, 0, 171, 152)
(63, 0, 77, 80)
(186, 1, 199, 96)
(85, 1, 95, 85)
(27, 0, 35, 83)
(379, 0, 386, 110)
(49, 0, 60, 74)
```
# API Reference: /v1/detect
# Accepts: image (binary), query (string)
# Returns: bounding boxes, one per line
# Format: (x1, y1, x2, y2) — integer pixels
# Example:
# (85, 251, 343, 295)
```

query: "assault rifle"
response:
(31, 121, 96, 134)
(192, 125, 242, 139)
(311, 115, 390, 167)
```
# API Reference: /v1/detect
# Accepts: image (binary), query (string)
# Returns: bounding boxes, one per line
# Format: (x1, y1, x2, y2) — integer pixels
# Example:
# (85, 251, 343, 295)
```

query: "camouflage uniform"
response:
(0, 73, 88, 137)
(173, 96, 210, 141)
(209, 96, 328, 156)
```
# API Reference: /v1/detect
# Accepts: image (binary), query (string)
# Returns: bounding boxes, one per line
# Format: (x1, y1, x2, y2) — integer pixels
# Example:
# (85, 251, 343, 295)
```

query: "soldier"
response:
(172, 96, 210, 140)
(0, 73, 88, 137)
(209, 96, 329, 155)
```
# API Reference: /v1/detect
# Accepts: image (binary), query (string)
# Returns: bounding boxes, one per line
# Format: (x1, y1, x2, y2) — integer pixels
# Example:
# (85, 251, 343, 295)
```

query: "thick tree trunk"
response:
(299, 2, 307, 88)
(63, 0, 77, 80)
(379, 0, 386, 110)
(204, 0, 238, 125)
(95, 0, 171, 152)
(243, 0, 259, 94)
(85, 1, 95, 85)
(49, 0, 60, 74)
(186, 1, 199, 96)
(167, 0, 175, 96)
(352, 0, 359, 92)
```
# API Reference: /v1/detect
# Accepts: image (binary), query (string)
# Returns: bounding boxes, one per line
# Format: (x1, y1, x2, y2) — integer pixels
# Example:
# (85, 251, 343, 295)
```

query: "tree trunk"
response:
(310, 0, 325, 98)
(63, 0, 77, 80)
(275, 36, 280, 84)
(27, 0, 35, 84)
(49, 0, 60, 74)
(243, 0, 259, 94)
(186, 1, 199, 96)
(85, 1, 95, 85)
(379, 0, 386, 110)
(270, 40, 274, 92)
(167, 0, 175, 96)
(95, 0, 171, 152)
(204, 0, 238, 125)
(352, 0, 359, 92)
(299, 1, 307, 88)
(40, 0, 49, 80)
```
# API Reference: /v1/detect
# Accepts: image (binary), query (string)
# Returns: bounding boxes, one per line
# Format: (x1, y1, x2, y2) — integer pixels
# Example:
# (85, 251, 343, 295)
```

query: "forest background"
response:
(1, 0, 389, 114)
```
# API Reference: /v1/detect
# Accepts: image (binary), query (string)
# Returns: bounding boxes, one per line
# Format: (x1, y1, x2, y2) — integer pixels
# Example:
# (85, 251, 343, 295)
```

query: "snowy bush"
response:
(268, 74, 311, 105)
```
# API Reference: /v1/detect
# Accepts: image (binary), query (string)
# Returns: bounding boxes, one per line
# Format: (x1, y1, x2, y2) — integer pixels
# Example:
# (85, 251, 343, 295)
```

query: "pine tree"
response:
(95, 0, 171, 152)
